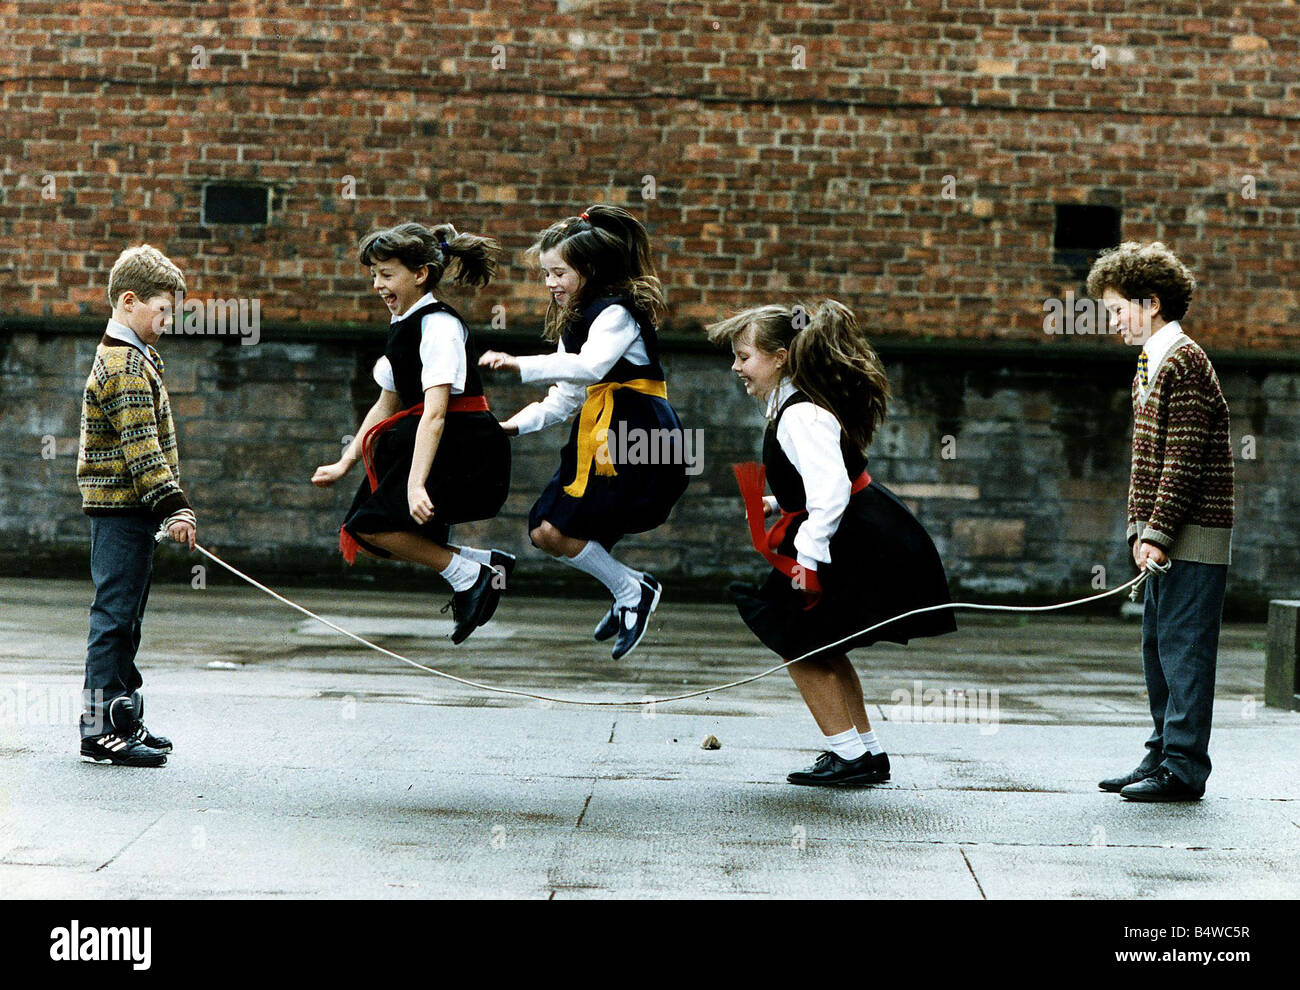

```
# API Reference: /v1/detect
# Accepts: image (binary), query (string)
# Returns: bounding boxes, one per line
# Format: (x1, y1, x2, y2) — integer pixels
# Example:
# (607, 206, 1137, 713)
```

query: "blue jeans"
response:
(82, 514, 156, 738)
(1140, 558, 1228, 792)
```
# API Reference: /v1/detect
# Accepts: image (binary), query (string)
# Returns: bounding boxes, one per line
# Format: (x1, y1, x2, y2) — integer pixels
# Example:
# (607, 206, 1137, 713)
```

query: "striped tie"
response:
(146, 344, 165, 374)
(1137, 351, 1148, 390)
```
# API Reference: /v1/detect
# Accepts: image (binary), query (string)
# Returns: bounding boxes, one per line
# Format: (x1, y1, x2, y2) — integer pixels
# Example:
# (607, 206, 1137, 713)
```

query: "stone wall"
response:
(3, 323, 1295, 615)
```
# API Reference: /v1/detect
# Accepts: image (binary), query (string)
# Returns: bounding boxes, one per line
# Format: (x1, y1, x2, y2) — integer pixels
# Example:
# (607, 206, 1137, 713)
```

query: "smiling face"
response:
(730, 325, 787, 399)
(1102, 287, 1163, 346)
(539, 247, 583, 308)
(370, 258, 429, 315)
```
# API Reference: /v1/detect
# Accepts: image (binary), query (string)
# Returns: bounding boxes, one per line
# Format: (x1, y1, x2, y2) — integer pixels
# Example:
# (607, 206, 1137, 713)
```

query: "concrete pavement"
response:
(1, 576, 1297, 899)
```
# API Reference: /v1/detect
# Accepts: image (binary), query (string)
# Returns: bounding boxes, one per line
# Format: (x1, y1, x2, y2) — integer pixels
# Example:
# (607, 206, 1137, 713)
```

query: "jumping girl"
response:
(311, 222, 512, 644)
(706, 301, 957, 787)
(479, 205, 689, 660)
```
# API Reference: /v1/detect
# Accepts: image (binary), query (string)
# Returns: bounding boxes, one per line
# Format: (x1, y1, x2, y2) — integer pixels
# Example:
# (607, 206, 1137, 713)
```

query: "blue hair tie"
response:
(437, 239, 450, 252)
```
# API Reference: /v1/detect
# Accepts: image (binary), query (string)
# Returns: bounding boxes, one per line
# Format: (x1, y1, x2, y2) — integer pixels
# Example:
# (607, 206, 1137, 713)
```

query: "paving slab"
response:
(1, 578, 1298, 899)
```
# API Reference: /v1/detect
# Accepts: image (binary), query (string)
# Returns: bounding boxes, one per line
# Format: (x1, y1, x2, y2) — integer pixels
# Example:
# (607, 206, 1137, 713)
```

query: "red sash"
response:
(339, 394, 491, 564)
(732, 461, 871, 595)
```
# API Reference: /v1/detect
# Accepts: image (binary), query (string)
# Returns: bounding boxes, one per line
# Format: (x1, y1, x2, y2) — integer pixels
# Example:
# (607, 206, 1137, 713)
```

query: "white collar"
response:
(392, 292, 435, 323)
(105, 319, 149, 355)
(765, 378, 797, 418)
(1141, 320, 1184, 368)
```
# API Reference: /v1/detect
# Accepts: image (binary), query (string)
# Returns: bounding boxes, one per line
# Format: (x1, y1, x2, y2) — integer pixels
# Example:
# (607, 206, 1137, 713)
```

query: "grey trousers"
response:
(1139, 558, 1228, 792)
(82, 513, 156, 738)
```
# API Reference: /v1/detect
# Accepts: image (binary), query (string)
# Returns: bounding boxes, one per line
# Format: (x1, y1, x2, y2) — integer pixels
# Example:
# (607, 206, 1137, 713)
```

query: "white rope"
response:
(177, 536, 1168, 709)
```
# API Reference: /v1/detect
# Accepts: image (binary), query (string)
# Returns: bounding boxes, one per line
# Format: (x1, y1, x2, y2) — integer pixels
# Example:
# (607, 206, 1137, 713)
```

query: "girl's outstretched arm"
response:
(406, 384, 450, 523)
(311, 389, 402, 486)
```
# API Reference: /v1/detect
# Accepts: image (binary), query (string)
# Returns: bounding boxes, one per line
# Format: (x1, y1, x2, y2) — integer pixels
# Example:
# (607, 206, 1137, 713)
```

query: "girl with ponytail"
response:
(707, 299, 956, 788)
(479, 205, 689, 660)
(311, 221, 513, 645)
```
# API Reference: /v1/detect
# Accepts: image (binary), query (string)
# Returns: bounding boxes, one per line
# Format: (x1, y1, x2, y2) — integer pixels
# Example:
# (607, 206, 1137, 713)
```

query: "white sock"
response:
(455, 545, 493, 566)
(438, 553, 482, 592)
(859, 729, 883, 756)
(564, 542, 642, 607)
(825, 728, 867, 761)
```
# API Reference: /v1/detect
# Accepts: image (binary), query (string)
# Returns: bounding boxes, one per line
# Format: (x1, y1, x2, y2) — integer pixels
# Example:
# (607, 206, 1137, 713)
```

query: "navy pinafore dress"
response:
(527, 297, 689, 549)
(730, 391, 957, 658)
(340, 299, 511, 559)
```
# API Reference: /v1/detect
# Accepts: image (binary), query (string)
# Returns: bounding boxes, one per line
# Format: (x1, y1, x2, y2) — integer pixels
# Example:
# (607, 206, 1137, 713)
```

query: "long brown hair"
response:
(358, 221, 499, 289)
(525, 204, 666, 341)
(706, 300, 890, 451)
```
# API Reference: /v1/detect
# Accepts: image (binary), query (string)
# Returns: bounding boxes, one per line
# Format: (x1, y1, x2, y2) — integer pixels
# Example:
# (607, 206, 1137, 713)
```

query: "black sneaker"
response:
(130, 691, 172, 753)
(787, 750, 882, 788)
(610, 575, 662, 660)
(80, 695, 166, 767)
(444, 564, 502, 644)
(81, 733, 168, 767)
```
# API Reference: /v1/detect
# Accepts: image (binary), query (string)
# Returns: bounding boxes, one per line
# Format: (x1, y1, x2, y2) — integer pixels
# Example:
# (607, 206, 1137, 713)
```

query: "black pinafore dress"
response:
(339, 300, 511, 560)
(527, 297, 690, 549)
(730, 391, 957, 658)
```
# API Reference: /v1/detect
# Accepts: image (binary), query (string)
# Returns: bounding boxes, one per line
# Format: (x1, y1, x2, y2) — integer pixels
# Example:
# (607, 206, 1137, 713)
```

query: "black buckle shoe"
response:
(1099, 763, 1159, 793)
(1120, 766, 1203, 802)
(596, 574, 656, 642)
(787, 750, 886, 787)
(80, 696, 167, 767)
(610, 575, 662, 660)
(444, 565, 502, 644)
(593, 605, 619, 642)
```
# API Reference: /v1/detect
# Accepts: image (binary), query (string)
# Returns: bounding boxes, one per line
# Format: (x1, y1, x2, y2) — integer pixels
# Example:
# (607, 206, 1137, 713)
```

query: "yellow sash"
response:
(564, 378, 668, 498)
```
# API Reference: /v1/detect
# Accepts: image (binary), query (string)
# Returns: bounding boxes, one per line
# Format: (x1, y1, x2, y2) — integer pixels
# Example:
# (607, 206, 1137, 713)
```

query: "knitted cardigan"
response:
(77, 337, 190, 519)
(1126, 334, 1234, 565)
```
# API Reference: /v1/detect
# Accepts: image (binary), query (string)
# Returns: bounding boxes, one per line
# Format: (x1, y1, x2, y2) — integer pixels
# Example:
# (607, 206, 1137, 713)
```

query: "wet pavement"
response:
(1, 576, 1297, 899)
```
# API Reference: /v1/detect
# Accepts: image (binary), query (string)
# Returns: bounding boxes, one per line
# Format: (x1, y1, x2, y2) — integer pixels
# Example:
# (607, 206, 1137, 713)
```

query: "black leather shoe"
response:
(1120, 766, 1203, 802)
(611, 575, 662, 660)
(787, 750, 884, 787)
(1099, 764, 1160, 793)
(488, 550, 516, 587)
(130, 691, 172, 753)
(859, 751, 890, 784)
(596, 575, 658, 642)
(478, 551, 516, 625)
(445, 565, 502, 644)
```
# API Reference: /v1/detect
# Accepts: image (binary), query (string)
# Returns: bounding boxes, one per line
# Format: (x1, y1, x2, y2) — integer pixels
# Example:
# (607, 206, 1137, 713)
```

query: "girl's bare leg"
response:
(529, 520, 587, 558)
(785, 657, 856, 736)
(827, 653, 872, 733)
(362, 530, 454, 571)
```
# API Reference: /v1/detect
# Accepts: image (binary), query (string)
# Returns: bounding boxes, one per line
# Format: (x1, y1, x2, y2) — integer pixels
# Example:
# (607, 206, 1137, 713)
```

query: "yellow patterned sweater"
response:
(77, 337, 190, 519)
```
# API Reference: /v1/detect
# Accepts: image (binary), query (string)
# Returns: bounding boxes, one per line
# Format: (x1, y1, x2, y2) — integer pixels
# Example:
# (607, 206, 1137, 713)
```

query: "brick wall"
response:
(1, 1, 1296, 346)
(1, 1, 1297, 612)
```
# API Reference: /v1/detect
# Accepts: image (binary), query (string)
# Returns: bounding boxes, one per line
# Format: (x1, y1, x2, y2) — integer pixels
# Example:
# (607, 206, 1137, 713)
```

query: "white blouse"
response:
(511, 304, 650, 434)
(372, 293, 468, 395)
(767, 379, 853, 569)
